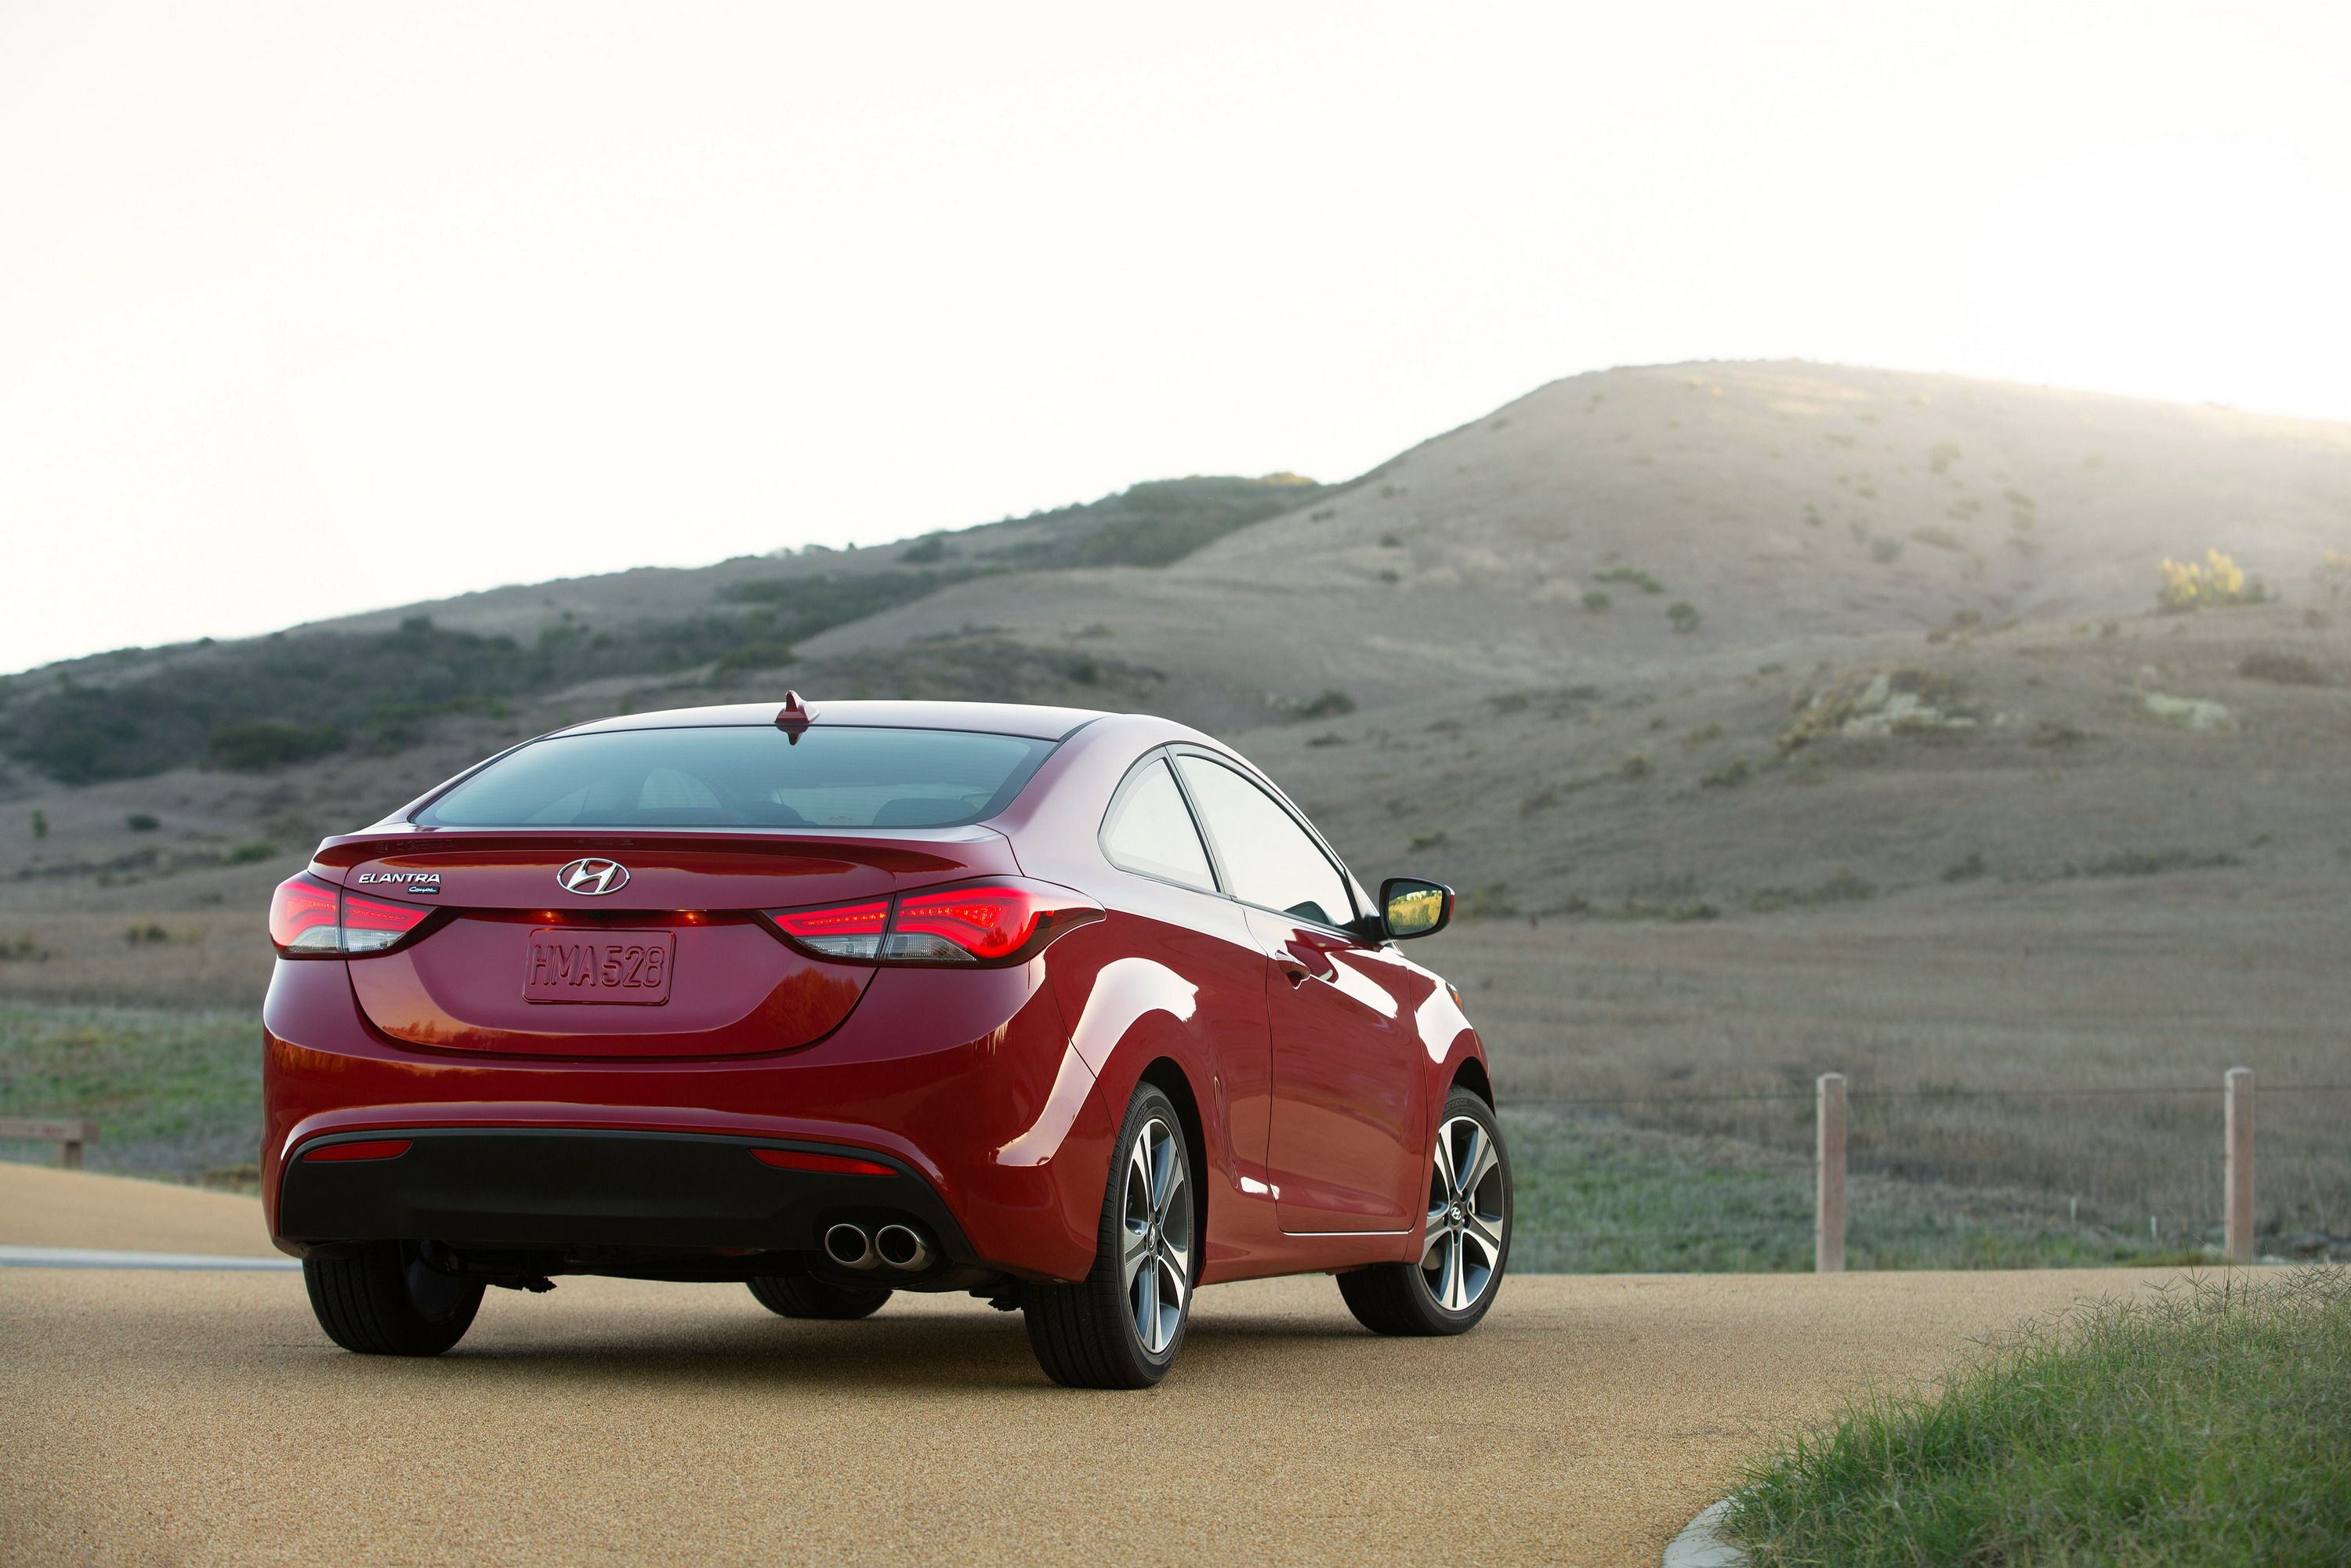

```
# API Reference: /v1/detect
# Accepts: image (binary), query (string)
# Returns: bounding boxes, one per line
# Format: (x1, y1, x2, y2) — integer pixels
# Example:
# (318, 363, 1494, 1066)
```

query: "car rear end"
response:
(261, 703, 1118, 1292)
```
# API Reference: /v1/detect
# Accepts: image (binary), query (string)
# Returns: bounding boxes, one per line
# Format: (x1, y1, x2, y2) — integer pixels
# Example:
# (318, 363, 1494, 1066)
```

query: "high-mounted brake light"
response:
(269, 875, 434, 958)
(763, 879, 1103, 967)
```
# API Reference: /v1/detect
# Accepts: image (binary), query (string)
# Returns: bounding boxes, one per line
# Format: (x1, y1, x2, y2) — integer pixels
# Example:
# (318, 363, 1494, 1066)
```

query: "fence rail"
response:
(1802, 1067, 2272, 1270)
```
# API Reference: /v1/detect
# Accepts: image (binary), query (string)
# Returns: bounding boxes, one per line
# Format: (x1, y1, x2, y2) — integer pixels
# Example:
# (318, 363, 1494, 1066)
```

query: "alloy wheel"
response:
(1120, 1115, 1193, 1355)
(1422, 1115, 1505, 1312)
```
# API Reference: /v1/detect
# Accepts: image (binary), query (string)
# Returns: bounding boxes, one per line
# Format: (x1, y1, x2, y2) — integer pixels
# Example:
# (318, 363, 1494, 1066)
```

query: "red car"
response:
(262, 695, 1509, 1387)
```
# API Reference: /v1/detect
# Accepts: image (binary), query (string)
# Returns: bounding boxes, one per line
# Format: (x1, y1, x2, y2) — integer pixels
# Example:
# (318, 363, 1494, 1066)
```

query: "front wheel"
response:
(302, 1241, 485, 1356)
(1338, 1088, 1510, 1336)
(1023, 1082, 1196, 1388)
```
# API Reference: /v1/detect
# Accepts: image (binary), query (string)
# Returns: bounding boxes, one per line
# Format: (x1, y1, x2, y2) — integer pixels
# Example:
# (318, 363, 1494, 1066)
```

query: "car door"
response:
(1171, 751, 1425, 1234)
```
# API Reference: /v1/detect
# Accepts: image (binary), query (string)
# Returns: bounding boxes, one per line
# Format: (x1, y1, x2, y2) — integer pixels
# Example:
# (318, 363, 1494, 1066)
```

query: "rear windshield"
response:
(416, 726, 1056, 830)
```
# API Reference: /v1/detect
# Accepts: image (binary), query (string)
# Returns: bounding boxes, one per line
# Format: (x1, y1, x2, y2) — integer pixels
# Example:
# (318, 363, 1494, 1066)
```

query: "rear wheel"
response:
(748, 1271, 892, 1320)
(1339, 1088, 1510, 1336)
(302, 1241, 485, 1356)
(1023, 1082, 1195, 1389)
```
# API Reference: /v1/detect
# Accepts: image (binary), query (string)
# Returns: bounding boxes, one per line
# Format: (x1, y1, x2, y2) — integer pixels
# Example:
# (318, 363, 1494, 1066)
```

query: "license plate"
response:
(523, 929, 675, 1005)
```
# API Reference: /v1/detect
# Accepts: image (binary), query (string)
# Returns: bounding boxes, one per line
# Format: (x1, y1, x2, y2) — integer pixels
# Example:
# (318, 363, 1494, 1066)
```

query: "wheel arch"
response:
(1448, 1053, 1494, 1109)
(1135, 1056, 1209, 1279)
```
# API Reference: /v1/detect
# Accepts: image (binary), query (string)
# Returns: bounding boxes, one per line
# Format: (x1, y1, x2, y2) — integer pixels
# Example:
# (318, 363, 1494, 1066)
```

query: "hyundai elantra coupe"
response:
(263, 694, 1510, 1387)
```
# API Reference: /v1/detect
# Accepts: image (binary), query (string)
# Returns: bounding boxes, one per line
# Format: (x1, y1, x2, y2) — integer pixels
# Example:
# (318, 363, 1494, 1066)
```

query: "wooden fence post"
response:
(2224, 1066, 2255, 1264)
(1815, 1072, 1846, 1273)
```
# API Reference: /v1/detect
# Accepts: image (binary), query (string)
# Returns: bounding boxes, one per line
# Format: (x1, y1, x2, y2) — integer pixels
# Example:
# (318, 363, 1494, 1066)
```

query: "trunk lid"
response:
(311, 827, 1016, 1058)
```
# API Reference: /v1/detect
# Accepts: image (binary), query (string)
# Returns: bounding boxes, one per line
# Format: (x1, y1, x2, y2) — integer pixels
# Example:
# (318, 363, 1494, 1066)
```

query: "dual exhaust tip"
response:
(824, 1221, 934, 1273)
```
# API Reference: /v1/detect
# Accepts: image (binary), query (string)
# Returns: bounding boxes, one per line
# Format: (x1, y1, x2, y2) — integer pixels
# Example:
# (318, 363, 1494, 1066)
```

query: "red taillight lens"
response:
(268, 876, 343, 953)
(766, 898, 891, 959)
(301, 1139, 412, 1162)
(763, 879, 1102, 967)
(341, 891, 433, 953)
(269, 875, 433, 958)
(891, 885, 1055, 962)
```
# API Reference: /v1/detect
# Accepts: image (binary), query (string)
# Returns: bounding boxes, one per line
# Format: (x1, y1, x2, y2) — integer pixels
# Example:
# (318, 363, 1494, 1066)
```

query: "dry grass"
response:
(1461, 882, 2351, 1250)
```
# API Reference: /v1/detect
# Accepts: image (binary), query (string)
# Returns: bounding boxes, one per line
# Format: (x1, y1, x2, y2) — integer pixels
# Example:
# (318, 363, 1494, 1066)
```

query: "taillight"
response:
(766, 898, 891, 959)
(763, 879, 1103, 967)
(268, 875, 434, 958)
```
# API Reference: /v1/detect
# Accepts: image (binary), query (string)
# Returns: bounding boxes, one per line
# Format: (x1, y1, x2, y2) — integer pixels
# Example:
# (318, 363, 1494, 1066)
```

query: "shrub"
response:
(898, 535, 948, 563)
(1870, 537, 1905, 563)
(1408, 830, 1448, 852)
(223, 841, 281, 865)
(125, 813, 160, 832)
(1701, 757, 1752, 788)
(1940, 850, 1986, 882)
(2239, 651, 2327, 686)
(31, 809, 47, 840)
(124, 923, 169, 944)
(1667, 601, 1701, 634)
(1619, 751, 1653, 780)
(1926, 440, 1962, 473)
(1583, 589, 1612, 612)
(1595, 566, 1665, 594)
(1378, 533, 1402, 549)
(1296, 690, 1356, 721)
(1909, 525, 1966, 552)
(2157, 548, 2266, 610)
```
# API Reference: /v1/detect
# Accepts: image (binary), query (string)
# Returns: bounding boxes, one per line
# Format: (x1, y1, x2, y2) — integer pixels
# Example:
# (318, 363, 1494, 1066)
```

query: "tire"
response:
(1339, 1087, 1511, 1337)
(1023, 1082, 1196, 1389)
(748, 1271, 892, 1320)
(302, 1241, 485, 1356)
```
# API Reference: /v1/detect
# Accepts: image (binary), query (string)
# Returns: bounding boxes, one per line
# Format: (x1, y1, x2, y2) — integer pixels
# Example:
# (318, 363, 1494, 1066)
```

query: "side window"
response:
(1101, 757, 1217, 891)
(1173, 755, 1354, 929)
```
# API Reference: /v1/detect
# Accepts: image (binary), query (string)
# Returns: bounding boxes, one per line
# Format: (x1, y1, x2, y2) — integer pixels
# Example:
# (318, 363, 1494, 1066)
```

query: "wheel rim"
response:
(1421, 1115, 1505, 1313)
(1120, 1116, 1192, 1356)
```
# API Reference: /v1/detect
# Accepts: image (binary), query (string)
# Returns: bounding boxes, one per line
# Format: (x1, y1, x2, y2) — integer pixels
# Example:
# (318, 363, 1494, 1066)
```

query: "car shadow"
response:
(299, 1296, 1384, 1395)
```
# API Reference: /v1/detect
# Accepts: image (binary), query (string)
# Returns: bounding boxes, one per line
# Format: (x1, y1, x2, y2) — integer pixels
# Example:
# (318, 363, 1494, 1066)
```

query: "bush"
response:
(124, 813, 160, 832)
(898, 534, 948, 563)
(1583, 589, 1612, 612)
(2158, 548, 2266, 610)
(1667, 601, 1701, 634)
(1870, 537, 1906, 564)
(222, 841, 281, 865)
(1595, 566, 1665, 594)
(1296, 690, 1356, 721)
(1701, 757, 1753, 788)
(206, 721, 346, 772)
(2240, 651, 2327, 686)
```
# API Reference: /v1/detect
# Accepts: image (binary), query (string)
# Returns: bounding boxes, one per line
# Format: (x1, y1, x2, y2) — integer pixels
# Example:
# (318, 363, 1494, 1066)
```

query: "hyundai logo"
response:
(556, 857, 631, 896)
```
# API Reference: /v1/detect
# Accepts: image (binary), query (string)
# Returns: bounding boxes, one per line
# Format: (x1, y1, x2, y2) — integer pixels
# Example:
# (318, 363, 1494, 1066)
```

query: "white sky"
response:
(3, 1, 2346, 675)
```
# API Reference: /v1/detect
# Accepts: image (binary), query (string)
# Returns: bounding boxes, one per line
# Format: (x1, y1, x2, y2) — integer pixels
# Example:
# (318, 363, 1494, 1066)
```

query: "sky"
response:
(2, 1, 2346, 675)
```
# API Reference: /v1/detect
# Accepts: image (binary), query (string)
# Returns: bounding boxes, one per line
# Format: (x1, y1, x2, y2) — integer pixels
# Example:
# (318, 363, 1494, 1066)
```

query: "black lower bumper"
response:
(278, 1128, 974, 1276)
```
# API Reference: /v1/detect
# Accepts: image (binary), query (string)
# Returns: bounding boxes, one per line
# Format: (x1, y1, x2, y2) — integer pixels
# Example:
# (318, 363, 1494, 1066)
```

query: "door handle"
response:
(1274, 943, 1333, 986)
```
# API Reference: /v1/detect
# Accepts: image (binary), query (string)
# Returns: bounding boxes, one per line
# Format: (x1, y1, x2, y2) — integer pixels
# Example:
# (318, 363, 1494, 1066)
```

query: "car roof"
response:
(556, 698, 1111, 742)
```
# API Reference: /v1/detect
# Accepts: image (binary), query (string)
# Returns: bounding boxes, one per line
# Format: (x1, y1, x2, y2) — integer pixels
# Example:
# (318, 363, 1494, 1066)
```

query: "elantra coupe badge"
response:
(556, 857, 631, 896)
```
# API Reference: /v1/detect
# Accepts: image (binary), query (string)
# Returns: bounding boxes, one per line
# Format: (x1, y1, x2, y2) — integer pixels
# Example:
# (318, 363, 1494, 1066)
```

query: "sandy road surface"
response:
(1, 1168, 2203, 1566)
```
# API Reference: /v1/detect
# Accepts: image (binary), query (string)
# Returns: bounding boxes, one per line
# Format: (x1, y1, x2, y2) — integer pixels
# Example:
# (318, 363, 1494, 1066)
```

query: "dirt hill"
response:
(3, 360, 2349, 1012)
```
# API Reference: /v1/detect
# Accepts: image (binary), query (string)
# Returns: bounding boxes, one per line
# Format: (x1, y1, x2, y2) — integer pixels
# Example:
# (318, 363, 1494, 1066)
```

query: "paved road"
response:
(0, 1166, 2200, 1566)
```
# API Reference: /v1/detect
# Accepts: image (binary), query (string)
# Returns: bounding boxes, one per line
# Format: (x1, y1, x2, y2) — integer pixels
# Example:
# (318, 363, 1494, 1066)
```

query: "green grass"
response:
(1502, 1112, 2203, 1273)
(1724, 1269, 2351, 1566)
(0, 1003, 260, 1186)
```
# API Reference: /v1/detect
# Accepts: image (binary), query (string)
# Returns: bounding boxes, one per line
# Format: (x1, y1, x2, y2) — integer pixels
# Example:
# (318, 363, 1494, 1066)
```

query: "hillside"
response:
(3, 359, 2350, 1005)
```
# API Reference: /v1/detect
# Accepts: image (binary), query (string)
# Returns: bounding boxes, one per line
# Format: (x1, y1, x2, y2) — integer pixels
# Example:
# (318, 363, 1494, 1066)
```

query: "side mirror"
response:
(1378, 877, 1454, 940)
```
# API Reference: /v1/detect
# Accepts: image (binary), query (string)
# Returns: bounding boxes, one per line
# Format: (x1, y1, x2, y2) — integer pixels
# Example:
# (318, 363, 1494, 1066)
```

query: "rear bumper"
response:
(278, 1127, 975, 1268)
(259, 954, 1116, 1282)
